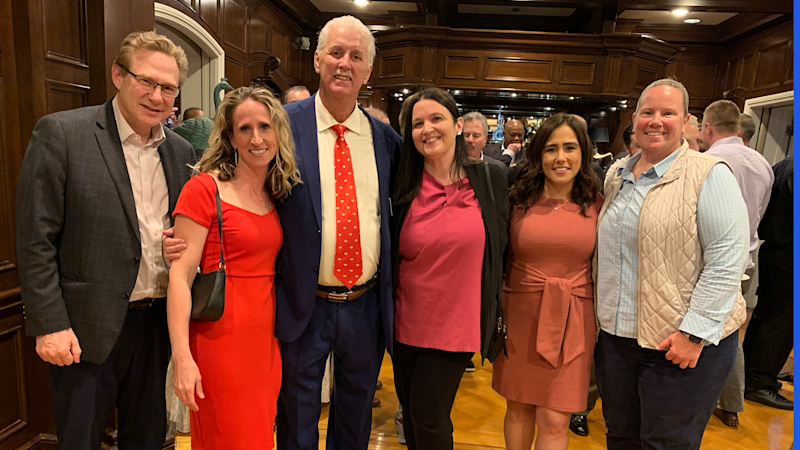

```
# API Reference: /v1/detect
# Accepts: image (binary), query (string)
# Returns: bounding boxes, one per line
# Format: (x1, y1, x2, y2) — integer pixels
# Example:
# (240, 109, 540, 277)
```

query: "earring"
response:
(234, 149, 238, 166)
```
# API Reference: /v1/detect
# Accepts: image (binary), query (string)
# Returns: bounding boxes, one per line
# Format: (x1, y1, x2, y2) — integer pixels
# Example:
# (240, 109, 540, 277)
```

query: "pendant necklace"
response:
(546, 197, 569, 211)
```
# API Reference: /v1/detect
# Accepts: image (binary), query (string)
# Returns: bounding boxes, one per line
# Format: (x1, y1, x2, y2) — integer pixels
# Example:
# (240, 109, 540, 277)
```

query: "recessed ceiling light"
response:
(402, 88, 409, 94)
(610, 107, 617, 111)
(511, 93, 517, 97)
(684, 18, 701, 24)
(354, 0, 370, 6)
(671, 9, 689, 16)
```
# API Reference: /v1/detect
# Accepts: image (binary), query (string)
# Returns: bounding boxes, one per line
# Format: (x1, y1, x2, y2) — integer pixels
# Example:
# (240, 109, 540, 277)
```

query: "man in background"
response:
(463, 111, 515, 185)
(484, 118, 526, 165)
(182, 106, 205, 121)
(739, 113, 756, 147)
(284, 85, 311, 104)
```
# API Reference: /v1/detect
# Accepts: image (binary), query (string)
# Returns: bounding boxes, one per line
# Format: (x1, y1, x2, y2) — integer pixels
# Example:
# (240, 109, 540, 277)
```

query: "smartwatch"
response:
(681, 331, 704, 345)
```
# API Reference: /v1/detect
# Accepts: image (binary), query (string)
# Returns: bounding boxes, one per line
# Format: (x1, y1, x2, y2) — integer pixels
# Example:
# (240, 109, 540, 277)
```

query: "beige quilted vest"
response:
(596, 141, 747, 349)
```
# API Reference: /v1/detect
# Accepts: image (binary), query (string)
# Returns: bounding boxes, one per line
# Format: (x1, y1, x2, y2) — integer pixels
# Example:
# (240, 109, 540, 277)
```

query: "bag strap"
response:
(483, 162, 496, 206)
(208, 175, 226, 269)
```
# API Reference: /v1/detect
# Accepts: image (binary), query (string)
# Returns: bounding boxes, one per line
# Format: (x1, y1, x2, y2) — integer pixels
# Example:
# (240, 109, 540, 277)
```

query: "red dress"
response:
(173, 173, 282, 450)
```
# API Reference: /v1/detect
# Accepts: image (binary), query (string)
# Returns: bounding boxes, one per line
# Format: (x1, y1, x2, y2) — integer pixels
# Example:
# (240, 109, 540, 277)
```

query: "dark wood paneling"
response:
(198, 0, 219, 34)
(443, 55, 477, 80)
(753, 41, 789, 91)
(485, 58, 552, 83)
(42, 0, 88, 67)
(379, 55, 405, 79)
(683, 62, 719, 102)
(248, 11, 268, 54)
(634, 66, 657, 90)
(222, 0, 247, 53)
(0, 325, 26, 442)
(224, 56, 246, 87)
(270, 27, 288, 71)
(560, 61, 595, 85)
(46, 80, 91, 114)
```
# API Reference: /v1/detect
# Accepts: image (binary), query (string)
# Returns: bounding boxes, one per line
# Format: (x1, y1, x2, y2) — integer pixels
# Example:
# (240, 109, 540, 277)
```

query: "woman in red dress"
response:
(167, 87, 300, 450)
(492, 113, 602, 450)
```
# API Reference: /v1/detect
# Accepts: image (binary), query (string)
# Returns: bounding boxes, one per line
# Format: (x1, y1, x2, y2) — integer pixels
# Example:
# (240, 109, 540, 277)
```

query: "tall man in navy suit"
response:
(276, 15, 401, 449)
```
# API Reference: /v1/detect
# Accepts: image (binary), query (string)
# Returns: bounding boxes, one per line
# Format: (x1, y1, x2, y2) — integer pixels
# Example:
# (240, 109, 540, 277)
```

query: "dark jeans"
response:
(277, 292, 384, 450)
(50, 299, 170, 450)
(595, 330, 737, 450)
(392, 340, 473, 450)
(744, 245, 793, 393)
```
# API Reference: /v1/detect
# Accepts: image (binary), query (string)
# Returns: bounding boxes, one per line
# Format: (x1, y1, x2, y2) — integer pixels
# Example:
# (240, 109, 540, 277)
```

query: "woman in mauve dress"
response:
(492, 112, 602, 450)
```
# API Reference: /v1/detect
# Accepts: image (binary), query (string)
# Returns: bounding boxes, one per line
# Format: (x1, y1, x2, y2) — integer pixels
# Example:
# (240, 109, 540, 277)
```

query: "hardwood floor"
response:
(175, 352, 793, 449)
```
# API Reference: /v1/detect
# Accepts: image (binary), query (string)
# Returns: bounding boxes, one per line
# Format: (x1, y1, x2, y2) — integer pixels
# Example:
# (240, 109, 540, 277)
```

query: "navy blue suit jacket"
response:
(276, 94, 402, 355)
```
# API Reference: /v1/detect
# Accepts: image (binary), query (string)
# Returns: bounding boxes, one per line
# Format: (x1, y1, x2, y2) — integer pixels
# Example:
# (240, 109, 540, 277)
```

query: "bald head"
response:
(504, 119, 525, 147)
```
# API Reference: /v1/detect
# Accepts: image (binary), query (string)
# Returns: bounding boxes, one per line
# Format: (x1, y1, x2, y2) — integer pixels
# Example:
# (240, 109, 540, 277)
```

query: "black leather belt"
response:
(128, 297, 165, 310)
(317, 275, 380, 303)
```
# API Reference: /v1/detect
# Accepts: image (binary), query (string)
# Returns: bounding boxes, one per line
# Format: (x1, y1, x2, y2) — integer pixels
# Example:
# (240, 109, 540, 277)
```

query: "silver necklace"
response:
(546, 197, 569, 210)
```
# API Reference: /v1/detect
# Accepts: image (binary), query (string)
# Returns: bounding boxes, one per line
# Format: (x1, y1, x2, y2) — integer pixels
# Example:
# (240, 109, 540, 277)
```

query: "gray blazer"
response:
(16, 100, 195, 364)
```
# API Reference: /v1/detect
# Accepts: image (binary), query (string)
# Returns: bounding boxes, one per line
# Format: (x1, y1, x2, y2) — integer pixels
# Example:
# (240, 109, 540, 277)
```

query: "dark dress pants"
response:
(743, 245, 794, 393)
(50, 299, 170, 450)
(595, 330, 737, 450)
(277, 290, 384, 450)
(392, 340, 473, 450)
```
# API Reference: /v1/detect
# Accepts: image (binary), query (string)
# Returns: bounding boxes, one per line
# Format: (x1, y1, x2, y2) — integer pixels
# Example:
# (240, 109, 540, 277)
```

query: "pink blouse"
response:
(395, 170, 485, 352)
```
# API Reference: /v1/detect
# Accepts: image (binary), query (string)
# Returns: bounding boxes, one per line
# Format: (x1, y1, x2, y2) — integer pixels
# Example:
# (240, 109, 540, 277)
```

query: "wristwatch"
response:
(681, 331, 704, 345)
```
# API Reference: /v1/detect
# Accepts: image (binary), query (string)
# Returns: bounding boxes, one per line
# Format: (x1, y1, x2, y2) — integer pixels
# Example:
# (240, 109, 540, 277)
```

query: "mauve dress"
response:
(492, 196, 602, 412)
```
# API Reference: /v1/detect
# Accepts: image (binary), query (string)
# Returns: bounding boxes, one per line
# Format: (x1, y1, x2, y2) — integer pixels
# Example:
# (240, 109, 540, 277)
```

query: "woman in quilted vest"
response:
(492, 112, 603, 450)
(594, 78, 750, 450)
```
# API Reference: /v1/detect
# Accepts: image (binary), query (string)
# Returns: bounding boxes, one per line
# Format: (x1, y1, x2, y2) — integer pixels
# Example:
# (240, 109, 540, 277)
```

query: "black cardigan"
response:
(390, 161, 510, 362)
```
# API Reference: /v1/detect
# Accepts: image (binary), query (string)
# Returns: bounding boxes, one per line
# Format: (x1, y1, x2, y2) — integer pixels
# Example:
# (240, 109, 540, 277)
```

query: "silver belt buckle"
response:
(327, 291, 351, 303)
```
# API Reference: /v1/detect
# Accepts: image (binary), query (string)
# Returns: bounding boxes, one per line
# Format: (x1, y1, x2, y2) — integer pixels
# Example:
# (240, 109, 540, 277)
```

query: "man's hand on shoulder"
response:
(36, 328, 81, 366)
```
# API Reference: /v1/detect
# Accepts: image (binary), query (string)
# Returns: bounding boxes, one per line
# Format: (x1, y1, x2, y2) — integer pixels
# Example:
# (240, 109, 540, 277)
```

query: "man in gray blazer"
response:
(16, 31, 195, 450)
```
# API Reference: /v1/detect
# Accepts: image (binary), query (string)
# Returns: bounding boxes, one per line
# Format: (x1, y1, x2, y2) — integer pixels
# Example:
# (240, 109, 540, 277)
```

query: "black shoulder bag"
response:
(189, 180, 226, 321)
(483, 163, 508, 361)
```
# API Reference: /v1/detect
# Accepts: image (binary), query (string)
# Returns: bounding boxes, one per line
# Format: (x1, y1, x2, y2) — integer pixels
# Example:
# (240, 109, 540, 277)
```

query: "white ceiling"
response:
(618, 10, 737, 26)
(309, 0, 418, 14)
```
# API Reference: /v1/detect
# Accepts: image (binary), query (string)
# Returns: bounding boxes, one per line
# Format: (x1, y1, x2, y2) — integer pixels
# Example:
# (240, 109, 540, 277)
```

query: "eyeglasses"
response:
(118, 64, 180, 98)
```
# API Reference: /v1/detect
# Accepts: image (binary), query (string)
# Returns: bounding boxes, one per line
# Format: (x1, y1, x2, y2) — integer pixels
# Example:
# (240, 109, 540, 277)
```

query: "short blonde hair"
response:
(195, 87, 301, 200)
(113, 31, 189, 85)
(703, 99, 741, 135)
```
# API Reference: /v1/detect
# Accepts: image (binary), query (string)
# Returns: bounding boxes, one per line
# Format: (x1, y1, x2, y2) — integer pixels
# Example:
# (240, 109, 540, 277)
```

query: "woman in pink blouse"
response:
(390, 86, 509, 450)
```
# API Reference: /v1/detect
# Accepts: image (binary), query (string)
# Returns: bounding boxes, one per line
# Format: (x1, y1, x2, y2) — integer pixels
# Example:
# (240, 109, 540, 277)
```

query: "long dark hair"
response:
(393, 86, 476, 205)
(509, 112, 601, 216)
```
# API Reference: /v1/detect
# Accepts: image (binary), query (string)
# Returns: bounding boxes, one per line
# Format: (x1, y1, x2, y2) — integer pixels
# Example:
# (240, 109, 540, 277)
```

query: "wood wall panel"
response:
(443, 55, 477, 80)
(222, 0, 247, 53)
(559, 61, 594, 85)
(683, 62, 718, 102)
(379, 55, 405, 79)
(485, 58, 552, 83)
(224, 56, 246, 88)
(248, 12, 268, 54)
(46, 80, 91, 114)
(634, 66, 657, 90)
(753, 42, 789, 90)
(0, 326, 25, 442)
(270, 28, 288, 71)
(198, 0, 219, 34)
(42, 0, 87, 67)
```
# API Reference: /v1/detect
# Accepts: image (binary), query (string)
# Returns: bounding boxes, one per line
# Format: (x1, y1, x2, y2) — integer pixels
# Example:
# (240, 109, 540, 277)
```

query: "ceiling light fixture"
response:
(453, 90, 461, 95)
(354, 0, 370, 6)
(671, 9, 689, 16)
(402, 88, 409, 94)
(684, 18, 701, 24)
(511, 93, 517, 97)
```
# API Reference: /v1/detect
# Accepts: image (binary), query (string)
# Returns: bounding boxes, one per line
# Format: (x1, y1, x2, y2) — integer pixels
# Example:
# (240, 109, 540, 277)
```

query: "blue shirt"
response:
(596, 149, 749, 345)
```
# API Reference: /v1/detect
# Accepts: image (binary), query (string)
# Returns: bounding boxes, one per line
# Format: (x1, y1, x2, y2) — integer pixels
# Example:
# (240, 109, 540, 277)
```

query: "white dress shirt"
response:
(112, 97, 169, 301)
(315, 94, 380, 287)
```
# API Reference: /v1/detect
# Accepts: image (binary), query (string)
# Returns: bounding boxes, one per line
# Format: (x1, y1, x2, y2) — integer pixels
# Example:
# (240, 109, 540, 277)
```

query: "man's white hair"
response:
(316, 15, 375, 66)
(635, 78, 689, 117)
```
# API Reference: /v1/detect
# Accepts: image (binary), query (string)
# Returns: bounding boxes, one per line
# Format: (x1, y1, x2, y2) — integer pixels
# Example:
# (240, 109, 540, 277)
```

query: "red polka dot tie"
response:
(331, 124, 362, 289)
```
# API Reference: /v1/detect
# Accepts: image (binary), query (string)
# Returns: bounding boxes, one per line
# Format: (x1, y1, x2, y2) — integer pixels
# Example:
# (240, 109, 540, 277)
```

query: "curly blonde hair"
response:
(195, 87, 301, 200)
